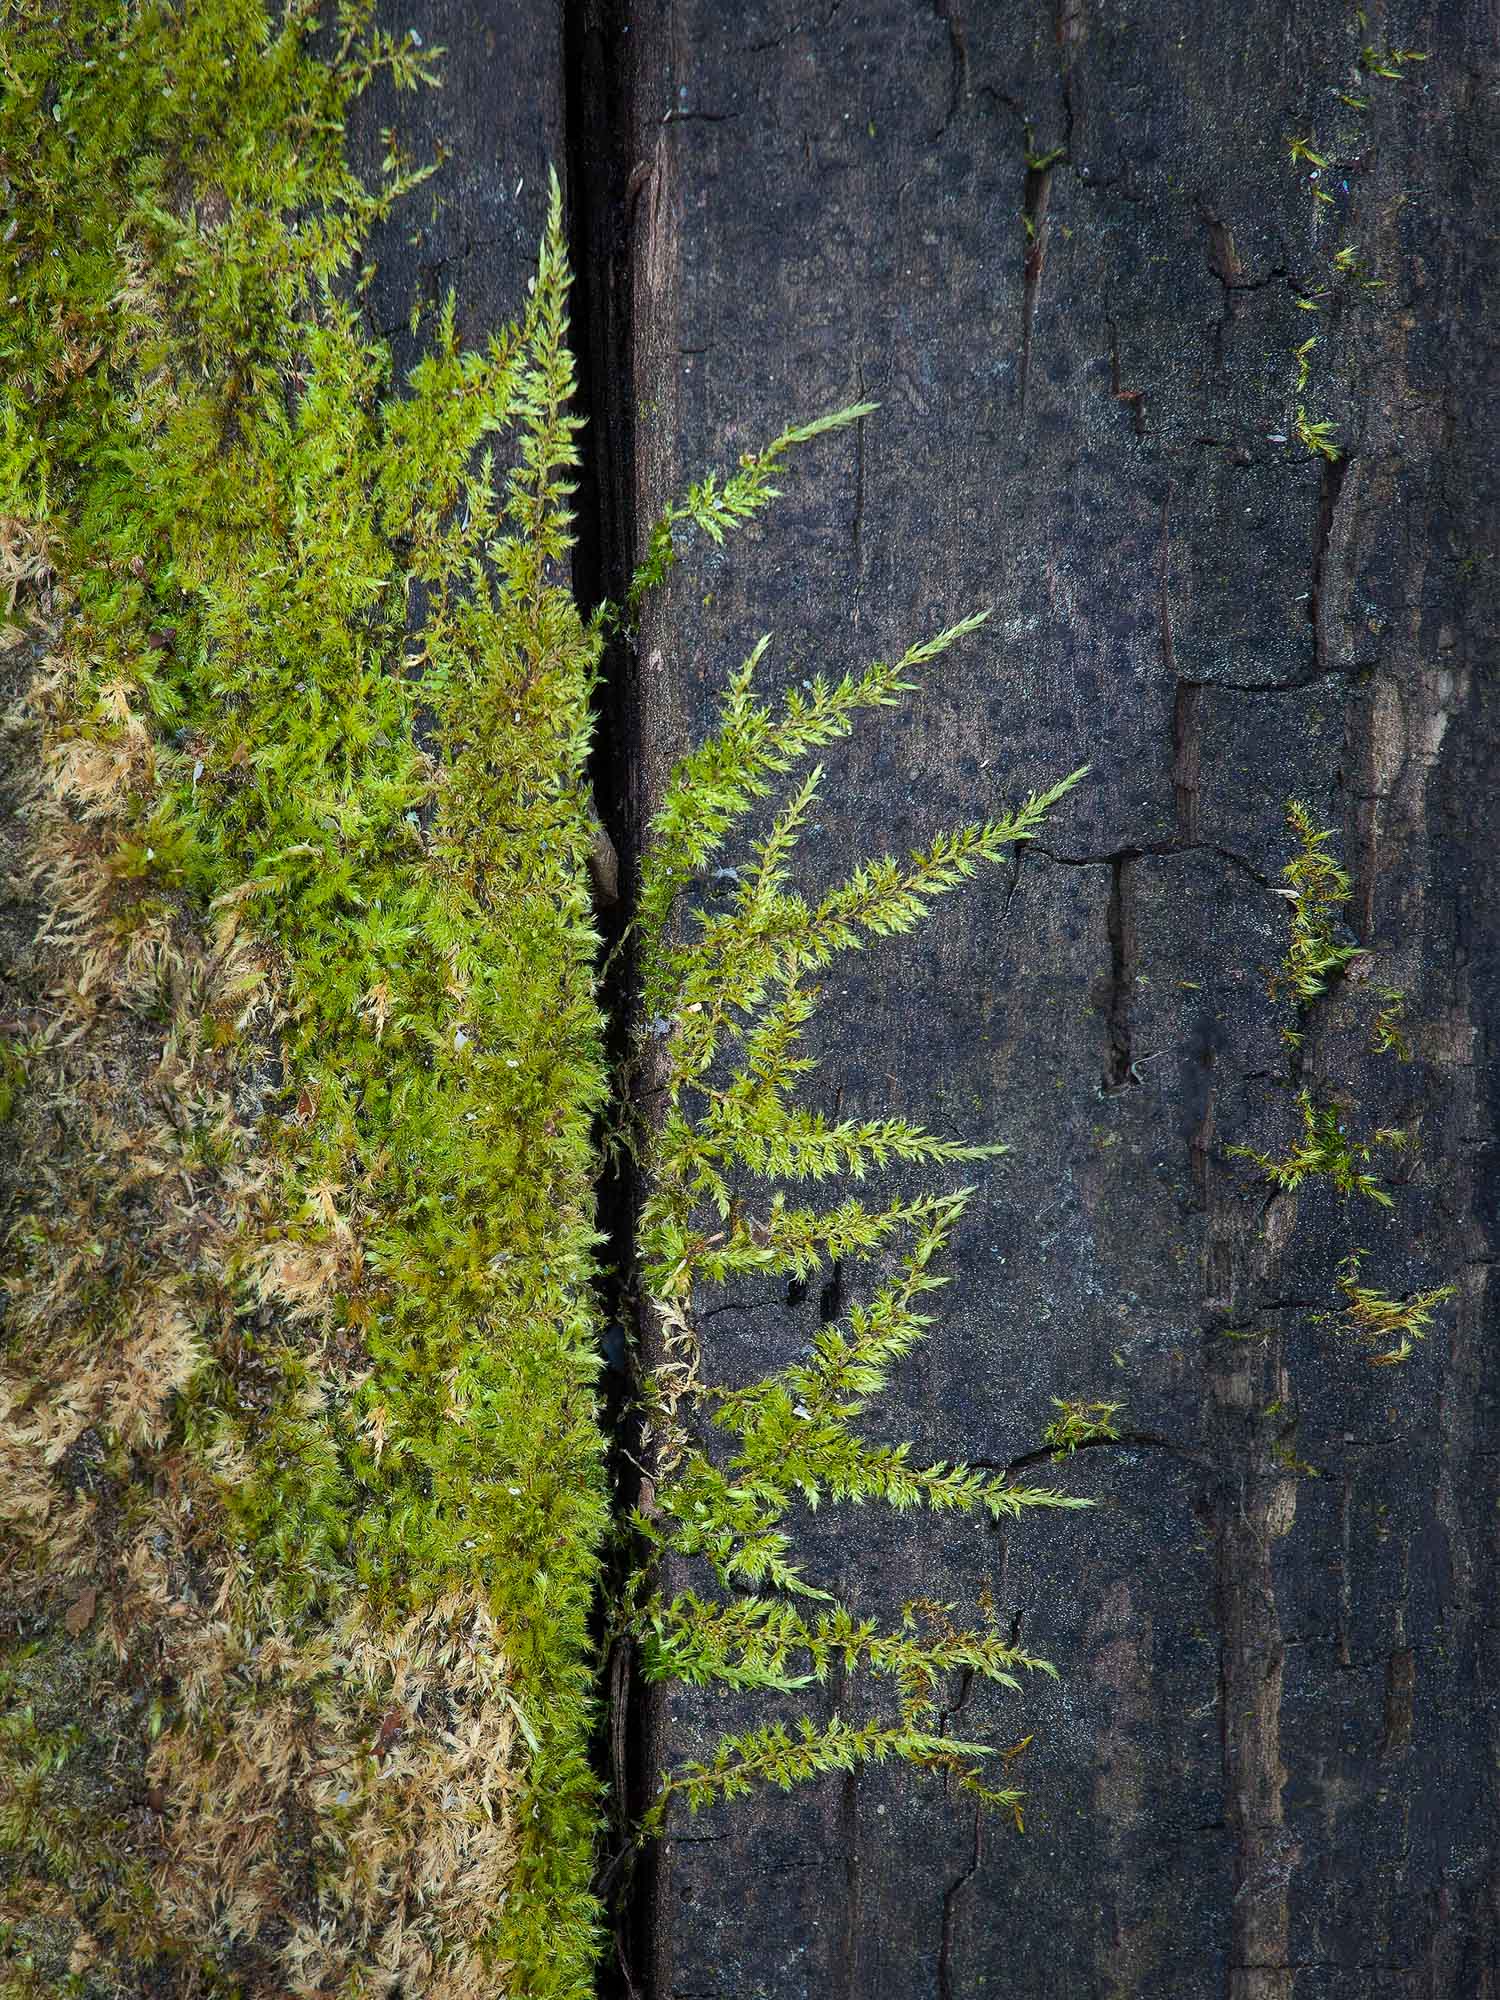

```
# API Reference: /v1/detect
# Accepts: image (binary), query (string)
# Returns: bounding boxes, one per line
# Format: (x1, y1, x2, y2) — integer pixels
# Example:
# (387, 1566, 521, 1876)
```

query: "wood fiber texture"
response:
(594, 4, 1500, 1996)
(361, 0, 564, 355)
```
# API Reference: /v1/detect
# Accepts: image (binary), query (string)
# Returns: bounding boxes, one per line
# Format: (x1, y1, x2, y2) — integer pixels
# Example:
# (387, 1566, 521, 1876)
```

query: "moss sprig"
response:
(618, 555, 1088, 1825)
(1042, 1398, 1125, 1458)
(1229, 1087, 1400, 1206)
(1313, 1251, 1454, 1366)
(1231, 807, 1453, 1375)
(1271, 800, 1362, 1024)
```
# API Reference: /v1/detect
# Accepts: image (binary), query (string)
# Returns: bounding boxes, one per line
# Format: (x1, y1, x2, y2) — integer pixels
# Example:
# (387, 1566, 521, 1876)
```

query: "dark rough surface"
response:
(601, 3, 1500, 1996)
(360, 0, 564, 361)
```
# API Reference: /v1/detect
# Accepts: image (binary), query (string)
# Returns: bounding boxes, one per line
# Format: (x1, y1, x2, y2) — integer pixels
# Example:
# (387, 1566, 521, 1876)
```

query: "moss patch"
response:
(1, 2, 607, 1990)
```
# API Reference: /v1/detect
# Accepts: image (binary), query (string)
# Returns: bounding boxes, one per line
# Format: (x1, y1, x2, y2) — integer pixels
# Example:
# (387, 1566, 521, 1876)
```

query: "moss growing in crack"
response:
(2, 2, 607, 1990)
(1042, 1397, 1125, 1459)
(610, 535, 1090, 1830)
(1270, 800, 1362, 1027)
(1240, 805, 1417, 1209)
(1295, 408, 1343, 461)
(1313, 1251, 1455, 1366)
(1231, 807, 1453, 1375)
(2, 0, 1099, 1973)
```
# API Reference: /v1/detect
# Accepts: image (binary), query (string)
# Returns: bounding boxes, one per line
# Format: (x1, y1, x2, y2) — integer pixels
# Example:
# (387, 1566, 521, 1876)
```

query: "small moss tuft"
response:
(1313, 1251, 1455, 1366)
(1042, 1398, 1125, 1459)
(1270, 800, 1361, 1025)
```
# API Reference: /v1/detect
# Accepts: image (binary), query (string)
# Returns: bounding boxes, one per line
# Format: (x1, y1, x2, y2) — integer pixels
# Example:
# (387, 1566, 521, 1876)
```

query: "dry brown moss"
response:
(0, 529, 530, 1995)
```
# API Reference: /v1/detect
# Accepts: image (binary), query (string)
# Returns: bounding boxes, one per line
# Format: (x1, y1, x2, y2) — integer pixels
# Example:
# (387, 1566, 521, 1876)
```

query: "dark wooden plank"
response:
(360, 0, 565, 357)
(616, 4, 1500, 1995)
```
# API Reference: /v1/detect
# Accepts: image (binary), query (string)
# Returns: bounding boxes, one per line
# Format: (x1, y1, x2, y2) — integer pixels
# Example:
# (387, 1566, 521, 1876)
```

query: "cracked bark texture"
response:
(359, 1, 1498, 1991)
(592, 3, 1500, 1997)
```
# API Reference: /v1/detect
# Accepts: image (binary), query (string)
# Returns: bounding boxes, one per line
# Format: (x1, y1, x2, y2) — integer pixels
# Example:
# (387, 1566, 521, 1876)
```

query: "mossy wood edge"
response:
(2, 0, 1477, 1990)
(1, 3, 607, 1990)
(0, 1, 1099, 1990)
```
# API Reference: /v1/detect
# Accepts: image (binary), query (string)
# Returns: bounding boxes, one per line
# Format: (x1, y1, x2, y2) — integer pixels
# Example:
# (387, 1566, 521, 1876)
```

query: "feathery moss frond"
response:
(636, 618, 993, 975)
(626, 402, 878, 618)
(625, 581, 1089, 1830)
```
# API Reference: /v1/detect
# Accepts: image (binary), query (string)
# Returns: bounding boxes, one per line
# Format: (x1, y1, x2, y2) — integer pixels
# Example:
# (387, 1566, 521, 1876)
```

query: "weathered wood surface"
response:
(359, 0, 564, 361)
(365, 1, 1497, 1990)
(599, 3, 1500, 1996)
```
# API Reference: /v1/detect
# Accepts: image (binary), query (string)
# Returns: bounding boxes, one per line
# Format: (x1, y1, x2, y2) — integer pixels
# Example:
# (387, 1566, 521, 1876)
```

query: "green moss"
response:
(1369, 986, 1411, 1060)
(0, 1041, 24, 1124)
(1313, 1251, 1455, 1366)
(1276, 25, 1424, 451)
(1230, 808, 1454, 1379)
(616, 600, 1093, 1832)
(0, 1642, 172, 1997)
(1042, 1398, 1125, 1458)
(3, 0, 607, 1988)
(1270, 801, 1361, 1029)
(1229, 1086, 1399, 1205)
(2, 0, 1099, 1970)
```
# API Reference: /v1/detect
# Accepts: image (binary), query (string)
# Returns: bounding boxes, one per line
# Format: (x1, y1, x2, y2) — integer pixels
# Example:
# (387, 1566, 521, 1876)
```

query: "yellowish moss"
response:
(1042, 1398, 1125, 1459)
(1313, 1251, 1454, 1367)
(1232, 807, 1453, 1380)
